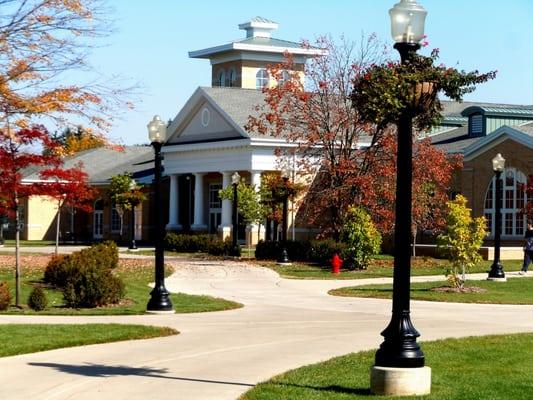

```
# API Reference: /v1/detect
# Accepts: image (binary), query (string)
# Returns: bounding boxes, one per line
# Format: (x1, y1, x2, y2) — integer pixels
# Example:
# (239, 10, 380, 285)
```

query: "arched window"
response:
(256, 69, 269, 89)
(110, 201, 122, 233)
(278, 70, 290, 86)
(218, 70, 226, 87)
(228, 68, 236, 87)
(94, 199, 104, 210)
(484, 168, 528, 237)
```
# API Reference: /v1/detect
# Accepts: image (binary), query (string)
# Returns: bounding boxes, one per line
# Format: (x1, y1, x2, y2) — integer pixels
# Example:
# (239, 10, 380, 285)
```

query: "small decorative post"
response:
(146, 115, 173, 313)
(129, 180, 138, 251)
(231, 171, 241, 257)
(488, 153, 506, 281)
(277, 163, 291, 265)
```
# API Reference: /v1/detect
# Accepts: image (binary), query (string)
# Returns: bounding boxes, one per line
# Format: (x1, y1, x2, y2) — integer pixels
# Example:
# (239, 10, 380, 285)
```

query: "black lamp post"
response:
(374, 0, 428, 370)
(128, 180, 138, 251)
(488, 153, 506, 281)
(277, 165, 291, 265)
(231, 171, 241, 257)
(146, 115, 173, 312)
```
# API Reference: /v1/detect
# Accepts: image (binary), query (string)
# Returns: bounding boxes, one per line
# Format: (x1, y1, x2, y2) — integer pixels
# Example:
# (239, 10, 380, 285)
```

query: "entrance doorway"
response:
(93, 199, 104, 239)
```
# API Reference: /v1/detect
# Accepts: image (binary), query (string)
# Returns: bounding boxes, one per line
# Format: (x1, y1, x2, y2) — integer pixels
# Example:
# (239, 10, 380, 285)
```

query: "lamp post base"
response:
(487, 276, 507, 282)
(147, 287, 173, 313)
(488, 261, 506, 281)
(370, 366, 431, 396)
(276, 247, 291, 265)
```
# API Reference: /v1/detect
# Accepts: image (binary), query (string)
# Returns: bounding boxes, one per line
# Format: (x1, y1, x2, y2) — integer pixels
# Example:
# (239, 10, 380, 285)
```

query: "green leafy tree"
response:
(108, 173, 146, 236)
(437, 195, 487, 289)
(219, 181, 268, 244)
(341, 206, 382, 269)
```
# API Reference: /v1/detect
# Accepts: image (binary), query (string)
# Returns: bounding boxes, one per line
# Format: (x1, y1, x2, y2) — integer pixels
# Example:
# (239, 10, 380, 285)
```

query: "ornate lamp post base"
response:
(276, 247, 292, 265)
(487, 263, 507, 282)
(147, 286, 174, 313)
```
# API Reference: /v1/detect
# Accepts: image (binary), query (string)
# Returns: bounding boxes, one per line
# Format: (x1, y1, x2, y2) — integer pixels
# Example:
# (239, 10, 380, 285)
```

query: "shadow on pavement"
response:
(28, 362, 254, 387)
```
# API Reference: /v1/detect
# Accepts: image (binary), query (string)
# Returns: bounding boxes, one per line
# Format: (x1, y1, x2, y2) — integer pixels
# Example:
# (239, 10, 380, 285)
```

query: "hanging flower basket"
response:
(410, 81, 437, 113)
(351, 49, 496, 131)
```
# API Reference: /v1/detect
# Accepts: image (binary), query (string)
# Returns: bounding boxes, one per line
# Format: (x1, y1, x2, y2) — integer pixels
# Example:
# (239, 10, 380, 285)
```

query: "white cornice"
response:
(189, 43, 324, 59)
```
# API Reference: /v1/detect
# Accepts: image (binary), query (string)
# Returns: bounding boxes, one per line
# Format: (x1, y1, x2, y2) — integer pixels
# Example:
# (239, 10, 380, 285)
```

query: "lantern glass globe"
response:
(492, 153, 506, 172)
(389, 0, 427, 44)
(147, 115, 166, 144)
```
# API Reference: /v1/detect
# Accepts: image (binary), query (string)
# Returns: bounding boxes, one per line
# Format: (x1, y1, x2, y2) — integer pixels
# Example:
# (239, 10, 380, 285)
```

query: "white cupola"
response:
(238, 16, 279, 38)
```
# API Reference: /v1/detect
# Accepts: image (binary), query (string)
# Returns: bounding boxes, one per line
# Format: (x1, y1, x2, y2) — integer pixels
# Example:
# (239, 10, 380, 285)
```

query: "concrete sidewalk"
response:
(0, 261, 532, 400)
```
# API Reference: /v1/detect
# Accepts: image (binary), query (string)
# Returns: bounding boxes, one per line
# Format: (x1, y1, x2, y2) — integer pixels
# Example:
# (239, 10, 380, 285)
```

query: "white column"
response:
(191, 173, 207, 231)
(218, 171, 233, 239)
(247, 170, 264, 244)
(167, 174, 182, 230)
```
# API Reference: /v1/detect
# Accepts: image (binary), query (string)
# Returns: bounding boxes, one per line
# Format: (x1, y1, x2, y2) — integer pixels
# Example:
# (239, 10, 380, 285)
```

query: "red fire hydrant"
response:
(331, 253, 342, 274)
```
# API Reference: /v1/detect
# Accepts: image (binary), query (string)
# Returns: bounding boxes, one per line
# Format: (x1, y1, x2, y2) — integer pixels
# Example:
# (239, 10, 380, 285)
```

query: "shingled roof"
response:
(23, 146, 154, 185)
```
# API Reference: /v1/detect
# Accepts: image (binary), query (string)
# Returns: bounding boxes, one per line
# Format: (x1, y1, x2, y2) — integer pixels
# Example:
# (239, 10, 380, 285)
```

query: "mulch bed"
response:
(431, 286, 487, 294)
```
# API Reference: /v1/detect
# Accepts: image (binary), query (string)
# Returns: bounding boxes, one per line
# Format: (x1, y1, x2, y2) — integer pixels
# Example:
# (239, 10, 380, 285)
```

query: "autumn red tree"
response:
(0, 126, 95, 306)
(0, 1, 135, 306)
(247, 35, 390, 238)
(40, 164, 96, 254)
(354, 133, 462, 252)
(521, 176, 533, 221)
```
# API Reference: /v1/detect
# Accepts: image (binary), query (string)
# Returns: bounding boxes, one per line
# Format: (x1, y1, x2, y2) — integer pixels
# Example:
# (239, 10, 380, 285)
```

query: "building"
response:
(11, 17, 533, 245)
(432, 103, 533, 242)
(12, 146, 159, 243)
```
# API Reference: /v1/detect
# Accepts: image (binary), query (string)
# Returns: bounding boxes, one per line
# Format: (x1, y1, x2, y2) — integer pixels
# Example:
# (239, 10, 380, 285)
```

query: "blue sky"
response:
(91, 0, 533, 145)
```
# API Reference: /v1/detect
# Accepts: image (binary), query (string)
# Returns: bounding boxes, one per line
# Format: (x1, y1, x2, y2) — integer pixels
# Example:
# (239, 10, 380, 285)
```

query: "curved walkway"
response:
(0, 260, 532, 400)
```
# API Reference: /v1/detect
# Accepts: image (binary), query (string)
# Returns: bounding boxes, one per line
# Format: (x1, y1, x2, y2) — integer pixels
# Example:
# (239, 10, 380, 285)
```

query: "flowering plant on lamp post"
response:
(351, 49, 497, 131)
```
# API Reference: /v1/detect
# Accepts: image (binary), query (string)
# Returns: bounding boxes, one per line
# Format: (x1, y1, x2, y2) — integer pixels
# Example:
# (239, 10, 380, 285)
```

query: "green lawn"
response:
(330, 276, 533, 304)
(240, 333, 533, 400)
(0, 257, 242, 315)
(0, 324, 177, 357)
(264, 258, 524, 280)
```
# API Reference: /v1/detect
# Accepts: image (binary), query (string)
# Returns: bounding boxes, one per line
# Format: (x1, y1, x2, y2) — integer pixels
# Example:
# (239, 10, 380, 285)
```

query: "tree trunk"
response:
(14, 197, 21, 308)
(412, 229, 417, 257)
(55, 200, 61, 255)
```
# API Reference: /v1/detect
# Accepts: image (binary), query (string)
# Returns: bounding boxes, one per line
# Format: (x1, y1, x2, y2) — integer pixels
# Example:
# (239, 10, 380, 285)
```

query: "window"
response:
(256, 69, 269, 89)
(228, 68, 236, 87)
(111, 202, 122, 233)
(278, 70, 290, 86)
(484, 168, 527, 237)
(470, 114, 483, 136)
(218, 70, 226, 87)
(209, 183, 222, 209)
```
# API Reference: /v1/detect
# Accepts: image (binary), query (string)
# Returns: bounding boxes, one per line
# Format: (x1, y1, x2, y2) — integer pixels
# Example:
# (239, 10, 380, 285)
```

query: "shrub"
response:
(255, 239, 343, 264)
(63, 266, 124, 308)
(308, 239, 347, 265)
(44, 241, 119, 288)
(165, 233, 234, 256)
(28, 286, 48, 311)
(44, 241, 125, 308)
(0, 281, 10, 311)
(341, 207, 382, 270)
(44, 254, 69, 287)
(437, 195, 486, 288)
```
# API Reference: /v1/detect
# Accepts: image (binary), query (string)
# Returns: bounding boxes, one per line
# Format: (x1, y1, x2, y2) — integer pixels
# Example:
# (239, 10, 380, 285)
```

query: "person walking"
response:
(519, 221, 533, 275)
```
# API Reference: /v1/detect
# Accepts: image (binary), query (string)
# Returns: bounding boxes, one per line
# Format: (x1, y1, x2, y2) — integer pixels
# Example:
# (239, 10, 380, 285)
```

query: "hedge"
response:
(255, 239, 348, 264)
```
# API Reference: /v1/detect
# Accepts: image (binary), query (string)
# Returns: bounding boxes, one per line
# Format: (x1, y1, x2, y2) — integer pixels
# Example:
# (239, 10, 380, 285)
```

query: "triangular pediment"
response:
(463, 125, 533, 161)
(166, 88, 247, 145)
